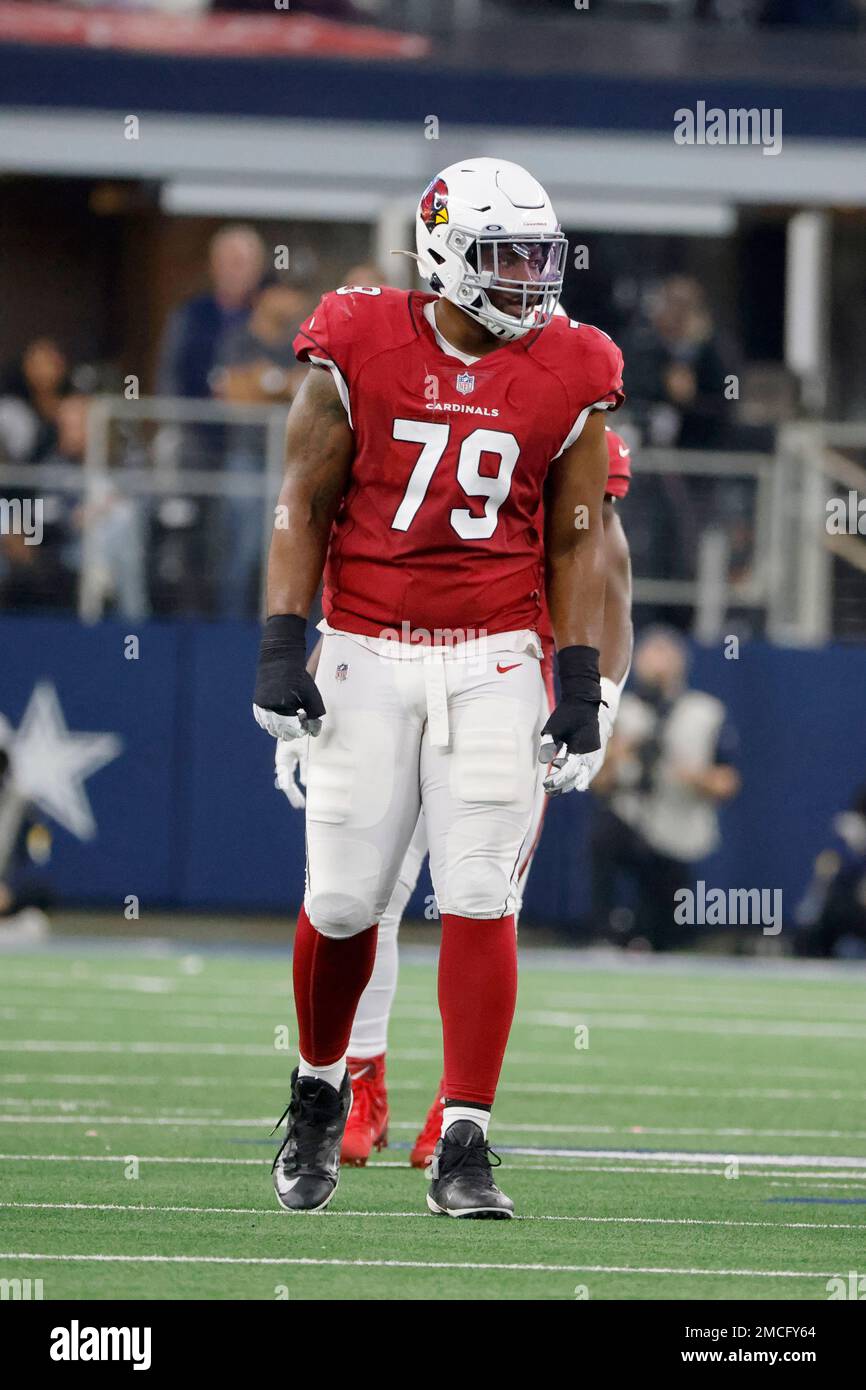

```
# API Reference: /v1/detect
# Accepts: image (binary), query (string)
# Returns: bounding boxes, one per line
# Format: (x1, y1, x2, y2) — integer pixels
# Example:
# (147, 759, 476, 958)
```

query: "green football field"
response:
(1, 941, 865, 1301)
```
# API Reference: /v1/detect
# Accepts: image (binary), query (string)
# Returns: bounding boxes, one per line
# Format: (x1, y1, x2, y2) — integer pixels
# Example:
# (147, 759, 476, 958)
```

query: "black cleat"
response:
(426, 1120, 514, 1219)
(271, 1068, 352, 1212)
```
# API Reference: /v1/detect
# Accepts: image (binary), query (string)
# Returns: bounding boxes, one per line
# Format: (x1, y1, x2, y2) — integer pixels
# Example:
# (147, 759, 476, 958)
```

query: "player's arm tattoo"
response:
(543, 408, 609, 652)
(266, 366, 355, 619)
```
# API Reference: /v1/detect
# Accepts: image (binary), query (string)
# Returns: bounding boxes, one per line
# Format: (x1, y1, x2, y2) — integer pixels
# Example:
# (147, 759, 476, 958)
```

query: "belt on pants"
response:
(422, 649, 450, 748)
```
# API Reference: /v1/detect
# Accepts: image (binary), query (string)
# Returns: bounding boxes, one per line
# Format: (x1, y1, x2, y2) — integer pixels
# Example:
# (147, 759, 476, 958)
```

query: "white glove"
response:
(275, 736, 309, 810)
(542, 676, 621, 797)
(252, 704, 321, 741)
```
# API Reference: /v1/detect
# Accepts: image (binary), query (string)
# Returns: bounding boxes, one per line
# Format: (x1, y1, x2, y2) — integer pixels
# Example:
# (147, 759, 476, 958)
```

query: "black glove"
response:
(539, 644, 603, 761)
(253, 614, 325, 731)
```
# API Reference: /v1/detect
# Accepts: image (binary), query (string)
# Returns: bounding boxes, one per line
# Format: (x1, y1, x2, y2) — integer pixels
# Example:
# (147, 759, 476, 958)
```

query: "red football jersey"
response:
(294, 287, 623, 639)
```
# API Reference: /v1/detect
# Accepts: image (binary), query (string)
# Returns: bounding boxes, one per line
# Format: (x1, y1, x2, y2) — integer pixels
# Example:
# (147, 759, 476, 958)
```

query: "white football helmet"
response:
(414, 157, 567, 342)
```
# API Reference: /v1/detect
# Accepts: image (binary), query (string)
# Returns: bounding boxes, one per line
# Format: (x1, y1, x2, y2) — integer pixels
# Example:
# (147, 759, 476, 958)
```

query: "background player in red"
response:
(253, 157, 624, 1218)
(276, 426, 635, 1166)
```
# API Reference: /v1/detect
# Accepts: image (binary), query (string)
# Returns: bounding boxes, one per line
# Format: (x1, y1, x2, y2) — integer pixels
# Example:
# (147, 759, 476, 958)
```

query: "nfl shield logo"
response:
(456, 372, 475, 396)
(335, 663, 349, 682)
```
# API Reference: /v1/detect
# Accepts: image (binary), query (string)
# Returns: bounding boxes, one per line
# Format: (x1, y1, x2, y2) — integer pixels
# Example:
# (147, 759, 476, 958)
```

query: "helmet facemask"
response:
(445, 227, 568, 341)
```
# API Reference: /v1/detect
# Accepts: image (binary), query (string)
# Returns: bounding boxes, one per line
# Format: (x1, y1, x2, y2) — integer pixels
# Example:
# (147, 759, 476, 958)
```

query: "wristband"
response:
(556, 644, 602, 704)
(260, 613, 307, 654)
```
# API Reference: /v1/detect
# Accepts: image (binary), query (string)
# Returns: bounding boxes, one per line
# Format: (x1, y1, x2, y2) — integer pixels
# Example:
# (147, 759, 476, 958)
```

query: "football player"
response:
(276, 426, 634, 1167)
(254, 157, 624, 1218)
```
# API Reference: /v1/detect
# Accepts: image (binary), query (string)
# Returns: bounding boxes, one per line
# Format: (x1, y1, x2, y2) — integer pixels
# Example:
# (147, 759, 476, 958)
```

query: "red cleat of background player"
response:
(410, 1077, 446, 1169)
(340, 1053, 389, 1166)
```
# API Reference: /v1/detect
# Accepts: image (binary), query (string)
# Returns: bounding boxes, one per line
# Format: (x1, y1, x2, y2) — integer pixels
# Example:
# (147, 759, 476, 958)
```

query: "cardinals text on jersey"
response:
(294, 286, 624, 640)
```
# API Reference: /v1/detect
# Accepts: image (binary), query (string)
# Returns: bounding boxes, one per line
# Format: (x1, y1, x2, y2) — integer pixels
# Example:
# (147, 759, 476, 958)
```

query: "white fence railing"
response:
(9, 396, 859, 643)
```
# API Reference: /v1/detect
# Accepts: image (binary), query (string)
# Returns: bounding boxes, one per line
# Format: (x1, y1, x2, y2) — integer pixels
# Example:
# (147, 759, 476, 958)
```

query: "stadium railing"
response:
(774, 421, 866, 644)
(0, 395, 808, 639)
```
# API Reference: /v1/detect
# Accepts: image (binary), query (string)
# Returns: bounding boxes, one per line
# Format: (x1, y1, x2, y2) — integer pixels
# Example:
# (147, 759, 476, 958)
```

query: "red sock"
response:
(292, 905, 379, 1067)
(437, 913, 517, 1106)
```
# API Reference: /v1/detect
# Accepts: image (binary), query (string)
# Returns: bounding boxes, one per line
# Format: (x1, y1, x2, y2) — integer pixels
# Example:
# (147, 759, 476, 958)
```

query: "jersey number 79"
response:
(391, 418, 519, 541)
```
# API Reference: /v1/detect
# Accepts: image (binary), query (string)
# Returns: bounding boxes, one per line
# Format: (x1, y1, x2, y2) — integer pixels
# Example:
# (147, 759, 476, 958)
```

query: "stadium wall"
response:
(3, 44, 866, 140)
(2, 615, 865, 931)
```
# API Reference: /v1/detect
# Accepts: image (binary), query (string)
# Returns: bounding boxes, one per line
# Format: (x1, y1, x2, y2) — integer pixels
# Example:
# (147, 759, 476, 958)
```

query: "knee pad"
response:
(305, 890, 375, 940)
(440, 858, 512, 920)
(305, 833, 383, 938)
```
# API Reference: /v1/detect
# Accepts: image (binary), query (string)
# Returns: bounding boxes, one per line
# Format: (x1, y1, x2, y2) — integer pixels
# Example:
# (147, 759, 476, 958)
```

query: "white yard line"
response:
(1, 1150, 865, 1180)
(536, 988, 866, 1017)
(9, 971, 866, 1015)
(1, 1041, 862, 1080)
(0, 1041, 277, 1056)
(398, 1121, 866, 1140)
(490, 1164, 866, 1179)
(0, 987, 282, 1018)
(13, 984, 861, 1028)
(10, 997, 863, 1039)
(0, 1114, 279, 1126)
(0, 1251, 841, 1279)
(1, 1200, 862, 1231)
(518, 1010, 866, 1040)
(2, 944, 863, 984)
(0, 1007, 283, 1031)
(0, 1100, 227, 1116)
(0, 968, 283, 996)
(0, 1152, 266, 1165)
(2, 1073, 860, 1102)
(493, 1146, 866, 1167)
(4, 1112, 866, 1144)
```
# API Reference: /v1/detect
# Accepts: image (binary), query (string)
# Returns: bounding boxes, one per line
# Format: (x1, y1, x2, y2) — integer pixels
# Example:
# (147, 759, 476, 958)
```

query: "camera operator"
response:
(590, 626, 740, 950)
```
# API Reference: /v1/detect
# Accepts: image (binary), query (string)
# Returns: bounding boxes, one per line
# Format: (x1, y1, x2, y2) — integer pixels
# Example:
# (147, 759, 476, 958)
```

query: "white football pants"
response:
(304, 631, 545, 944)
(346, 682, 552, 1059)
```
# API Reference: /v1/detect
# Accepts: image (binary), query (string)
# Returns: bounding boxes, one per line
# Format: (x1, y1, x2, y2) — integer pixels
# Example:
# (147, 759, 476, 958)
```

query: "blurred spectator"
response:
(795, 784, 866, 958)
(340, 262, 390, 288)
(0, 515, 71, 613)
(48, 396, 150, 620)
(154, 224, 267, 613)
(622, 276, 734, 450)
(157, 224, 267, 403)
(589, 626, 740, 950)
(0, 396, 39, 465)
(0, 372, 78, 612)
(620, 276, 746, 598)
(0, 337, 72, 462)
(212, 280, 310, 618)
(213, 281, 309, 409)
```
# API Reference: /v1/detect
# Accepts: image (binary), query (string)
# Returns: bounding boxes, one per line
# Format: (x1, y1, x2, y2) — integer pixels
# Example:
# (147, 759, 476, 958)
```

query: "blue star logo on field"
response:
(456, 372, 475, 396)
(5, 682, 123, 840)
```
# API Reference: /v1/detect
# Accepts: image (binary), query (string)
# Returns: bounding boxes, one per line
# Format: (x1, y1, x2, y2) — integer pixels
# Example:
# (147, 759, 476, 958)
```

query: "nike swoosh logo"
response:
(349, 1067, 372, 1081)
(496, 662, 522, 674)
(619, 445, 629, 457)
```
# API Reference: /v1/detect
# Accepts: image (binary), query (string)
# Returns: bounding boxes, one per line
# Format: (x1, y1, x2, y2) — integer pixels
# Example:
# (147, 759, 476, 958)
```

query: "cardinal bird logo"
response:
(420, 177, 449, 231)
